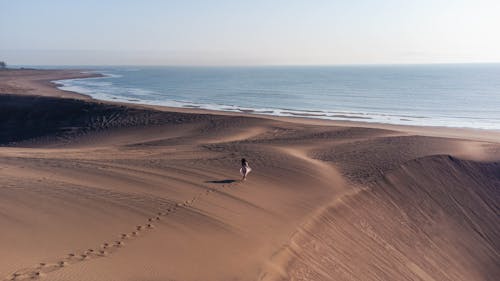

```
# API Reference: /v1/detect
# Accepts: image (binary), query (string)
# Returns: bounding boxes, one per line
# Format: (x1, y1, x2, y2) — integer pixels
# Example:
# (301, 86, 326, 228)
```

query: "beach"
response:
(1, 69, 499, 281)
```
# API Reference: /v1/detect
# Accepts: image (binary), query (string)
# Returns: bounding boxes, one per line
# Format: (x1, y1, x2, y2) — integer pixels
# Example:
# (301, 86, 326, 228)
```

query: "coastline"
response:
(0, 69, 102, 100)
(51, 65, 500, 132)
(31, 68, 500, 143)
(1, 69, 499, 281)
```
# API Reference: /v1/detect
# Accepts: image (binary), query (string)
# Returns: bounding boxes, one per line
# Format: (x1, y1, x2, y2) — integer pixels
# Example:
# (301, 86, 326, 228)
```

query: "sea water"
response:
(52, 64, 500, 129)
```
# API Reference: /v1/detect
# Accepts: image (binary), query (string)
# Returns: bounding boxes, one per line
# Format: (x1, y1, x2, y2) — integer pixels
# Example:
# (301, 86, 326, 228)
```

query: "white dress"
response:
(240, 163, 252, 177)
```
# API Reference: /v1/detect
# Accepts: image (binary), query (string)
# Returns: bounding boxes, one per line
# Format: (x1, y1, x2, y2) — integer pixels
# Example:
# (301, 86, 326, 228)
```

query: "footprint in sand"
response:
(33, 271, 44, 278)
(5, 186, 230, 281)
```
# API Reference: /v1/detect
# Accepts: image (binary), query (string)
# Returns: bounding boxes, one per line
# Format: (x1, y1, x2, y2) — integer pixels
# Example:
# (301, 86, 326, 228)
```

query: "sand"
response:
(0, 69, 499, 281)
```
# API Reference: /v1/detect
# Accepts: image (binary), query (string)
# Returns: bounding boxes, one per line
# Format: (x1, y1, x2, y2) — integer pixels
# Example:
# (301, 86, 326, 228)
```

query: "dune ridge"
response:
(262, 154, 500, 281)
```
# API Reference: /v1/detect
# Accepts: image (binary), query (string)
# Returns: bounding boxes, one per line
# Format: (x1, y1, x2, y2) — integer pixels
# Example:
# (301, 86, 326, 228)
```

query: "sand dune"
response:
(264, 155, 500, 281)
(0, 70, 499, 281)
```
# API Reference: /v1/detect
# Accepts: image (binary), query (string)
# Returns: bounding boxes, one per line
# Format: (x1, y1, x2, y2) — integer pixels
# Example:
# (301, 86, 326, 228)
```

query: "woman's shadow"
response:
(205, 179, 237, 184)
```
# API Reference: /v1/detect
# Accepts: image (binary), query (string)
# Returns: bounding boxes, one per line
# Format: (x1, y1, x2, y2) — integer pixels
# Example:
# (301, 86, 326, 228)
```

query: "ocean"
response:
(52, 64, 500, 130)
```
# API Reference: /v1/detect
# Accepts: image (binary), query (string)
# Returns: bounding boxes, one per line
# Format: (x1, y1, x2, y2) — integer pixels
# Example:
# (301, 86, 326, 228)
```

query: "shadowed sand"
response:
(0, 69, 499, 281)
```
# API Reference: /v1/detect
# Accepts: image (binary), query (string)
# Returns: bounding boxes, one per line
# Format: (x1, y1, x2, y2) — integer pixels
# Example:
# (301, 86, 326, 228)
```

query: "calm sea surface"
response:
(51, 64, 500, 129)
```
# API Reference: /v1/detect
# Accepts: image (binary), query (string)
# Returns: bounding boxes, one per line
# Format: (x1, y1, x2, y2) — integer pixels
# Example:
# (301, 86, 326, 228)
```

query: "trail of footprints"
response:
(4, 183, 237, 281)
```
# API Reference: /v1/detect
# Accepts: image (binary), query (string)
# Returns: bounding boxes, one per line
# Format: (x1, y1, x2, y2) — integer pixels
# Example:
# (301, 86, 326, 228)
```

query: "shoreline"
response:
(48, 69, 500, 143)
(2, 68, 498, 142)
(0, 69, 102, 100)
(50, 66, 500, 132)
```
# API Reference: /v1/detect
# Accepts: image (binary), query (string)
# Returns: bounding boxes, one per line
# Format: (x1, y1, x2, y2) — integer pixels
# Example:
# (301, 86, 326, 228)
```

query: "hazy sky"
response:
(1, 0, 500, 65)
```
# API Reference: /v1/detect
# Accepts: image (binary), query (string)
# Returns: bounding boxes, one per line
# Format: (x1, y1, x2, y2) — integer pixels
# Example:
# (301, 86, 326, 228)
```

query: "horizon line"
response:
(9, 62, 500, 68)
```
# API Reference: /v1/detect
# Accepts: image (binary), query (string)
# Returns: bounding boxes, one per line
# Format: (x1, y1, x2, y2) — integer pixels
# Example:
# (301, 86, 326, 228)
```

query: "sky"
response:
(1, 0, 500, 66)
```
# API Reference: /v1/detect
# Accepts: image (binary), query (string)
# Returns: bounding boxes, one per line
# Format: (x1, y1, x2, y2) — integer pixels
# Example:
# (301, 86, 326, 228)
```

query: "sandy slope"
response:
(0, 70, 499, 281)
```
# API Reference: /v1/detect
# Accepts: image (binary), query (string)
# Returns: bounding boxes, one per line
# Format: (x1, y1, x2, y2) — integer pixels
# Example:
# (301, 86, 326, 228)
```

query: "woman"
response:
(240, 158, 252, 181)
